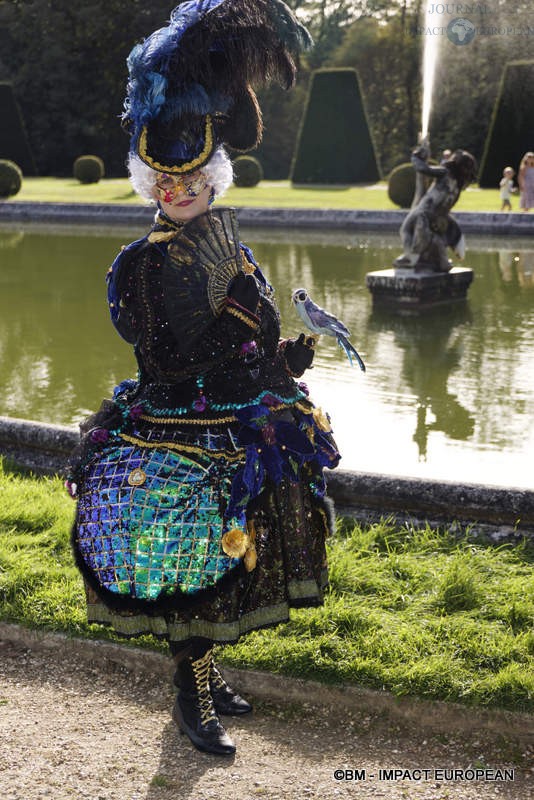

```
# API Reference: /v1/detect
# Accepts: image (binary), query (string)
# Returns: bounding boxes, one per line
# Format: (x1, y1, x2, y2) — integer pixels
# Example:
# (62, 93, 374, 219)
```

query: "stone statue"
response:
(394, 145, 477, 273)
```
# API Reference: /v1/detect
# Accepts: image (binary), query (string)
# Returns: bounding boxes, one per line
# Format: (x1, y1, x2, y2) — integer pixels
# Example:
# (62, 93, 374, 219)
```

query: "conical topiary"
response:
(0, 83, 36, 175)
(479, 60, 534, 188)
(290, 68, 380, 184)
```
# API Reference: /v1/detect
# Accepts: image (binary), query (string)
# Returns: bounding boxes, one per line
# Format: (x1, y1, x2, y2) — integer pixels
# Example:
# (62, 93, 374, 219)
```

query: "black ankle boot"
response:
(172, 647, 236, 756)
(210, 659, 253, 716)
(172, 646, 252, 717)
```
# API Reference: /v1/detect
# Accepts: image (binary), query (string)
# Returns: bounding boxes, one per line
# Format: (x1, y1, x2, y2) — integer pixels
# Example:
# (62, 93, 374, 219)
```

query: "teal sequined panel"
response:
(75, 445, 242, 600)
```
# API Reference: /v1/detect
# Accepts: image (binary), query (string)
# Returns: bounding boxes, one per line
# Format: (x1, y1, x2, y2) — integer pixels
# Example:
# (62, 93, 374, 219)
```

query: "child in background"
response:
(500, 167, 516, 212)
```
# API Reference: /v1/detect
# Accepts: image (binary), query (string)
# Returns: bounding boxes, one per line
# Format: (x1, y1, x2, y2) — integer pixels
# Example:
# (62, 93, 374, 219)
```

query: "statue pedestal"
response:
(366, 266, 473, 313)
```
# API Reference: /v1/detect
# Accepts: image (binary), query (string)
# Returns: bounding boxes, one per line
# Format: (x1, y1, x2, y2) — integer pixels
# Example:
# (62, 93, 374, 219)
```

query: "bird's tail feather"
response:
(337, 334, 366, 372)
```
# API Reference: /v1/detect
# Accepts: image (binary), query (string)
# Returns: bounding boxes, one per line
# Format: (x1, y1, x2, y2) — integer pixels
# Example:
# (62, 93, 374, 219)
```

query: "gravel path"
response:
(0, 639, 532, 800)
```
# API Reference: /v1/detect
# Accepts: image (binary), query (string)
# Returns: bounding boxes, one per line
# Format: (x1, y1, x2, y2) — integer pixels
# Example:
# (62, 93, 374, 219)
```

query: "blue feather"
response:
(158, 85, 231, 121)
(124, 2, 230, 131)
(337, 334, 366, 372)
(125, 43, 169, 126)
(142, 1, 226, 72)
(123, 0, 311, 162)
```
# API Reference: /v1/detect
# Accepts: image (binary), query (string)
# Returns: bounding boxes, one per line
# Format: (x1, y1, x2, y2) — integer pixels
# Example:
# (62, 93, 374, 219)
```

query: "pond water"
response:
(0, 220, 533, 489)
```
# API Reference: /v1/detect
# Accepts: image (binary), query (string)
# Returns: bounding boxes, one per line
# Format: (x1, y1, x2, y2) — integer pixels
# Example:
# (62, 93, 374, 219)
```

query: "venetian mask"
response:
(154, 171, 208, 203)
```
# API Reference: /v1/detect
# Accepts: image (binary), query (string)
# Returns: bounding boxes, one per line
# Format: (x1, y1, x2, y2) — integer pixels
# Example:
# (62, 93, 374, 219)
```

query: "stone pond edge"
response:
(0, 414, 533, 537)
(0, 621, 532, 742)
(1, 201, 534, 234)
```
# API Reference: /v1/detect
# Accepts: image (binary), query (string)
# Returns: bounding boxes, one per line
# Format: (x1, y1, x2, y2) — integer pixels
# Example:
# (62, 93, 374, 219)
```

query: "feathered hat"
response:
(123, 0, 313, 175)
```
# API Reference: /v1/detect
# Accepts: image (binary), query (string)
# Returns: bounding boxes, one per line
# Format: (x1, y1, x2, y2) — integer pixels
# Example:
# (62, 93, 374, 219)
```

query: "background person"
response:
(499, 166, 516, 212)
(518, 151, 534, 211)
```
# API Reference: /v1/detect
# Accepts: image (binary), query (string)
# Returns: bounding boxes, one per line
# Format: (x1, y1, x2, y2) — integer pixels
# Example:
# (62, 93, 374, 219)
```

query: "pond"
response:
(0, 219, 533, 489)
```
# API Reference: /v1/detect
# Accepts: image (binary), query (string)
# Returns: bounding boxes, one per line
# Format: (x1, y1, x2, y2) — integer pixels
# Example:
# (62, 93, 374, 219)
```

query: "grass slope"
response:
(9, 177, 508, 213)
(0, 460, 532, 711)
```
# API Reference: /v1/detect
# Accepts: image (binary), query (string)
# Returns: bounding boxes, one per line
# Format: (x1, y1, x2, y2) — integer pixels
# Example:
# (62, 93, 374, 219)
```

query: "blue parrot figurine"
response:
(291, 288, 366, 372)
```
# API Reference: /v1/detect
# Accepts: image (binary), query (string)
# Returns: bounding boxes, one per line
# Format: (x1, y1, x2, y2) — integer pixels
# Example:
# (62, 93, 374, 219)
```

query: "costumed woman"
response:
(67, 0, 340, 756)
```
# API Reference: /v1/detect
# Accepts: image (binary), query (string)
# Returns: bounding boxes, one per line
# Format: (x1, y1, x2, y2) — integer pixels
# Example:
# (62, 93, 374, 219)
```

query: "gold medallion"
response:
(128, 468, 147, 486)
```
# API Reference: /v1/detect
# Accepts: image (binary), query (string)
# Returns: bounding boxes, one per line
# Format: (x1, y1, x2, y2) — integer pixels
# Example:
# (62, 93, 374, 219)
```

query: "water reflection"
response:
(0, 230, 25, 250)
(0, 223, 533, 488)
(0, 227, 137, 424)
(369, 306, 475, 460)
(499, 250, 534, 289)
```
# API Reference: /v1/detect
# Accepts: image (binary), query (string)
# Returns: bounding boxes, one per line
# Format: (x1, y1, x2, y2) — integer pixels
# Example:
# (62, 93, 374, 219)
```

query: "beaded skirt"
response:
(75, 442, 243, 603)
(72, 401, 338, 645)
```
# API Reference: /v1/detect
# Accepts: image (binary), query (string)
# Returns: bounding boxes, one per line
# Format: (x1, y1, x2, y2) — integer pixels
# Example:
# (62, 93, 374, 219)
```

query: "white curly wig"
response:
(127, 146, 234, 202)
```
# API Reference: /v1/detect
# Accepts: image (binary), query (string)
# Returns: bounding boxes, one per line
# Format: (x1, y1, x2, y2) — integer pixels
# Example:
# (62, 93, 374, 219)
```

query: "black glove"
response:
(283, 333, 314, 376)
(227, 273, 260, 314)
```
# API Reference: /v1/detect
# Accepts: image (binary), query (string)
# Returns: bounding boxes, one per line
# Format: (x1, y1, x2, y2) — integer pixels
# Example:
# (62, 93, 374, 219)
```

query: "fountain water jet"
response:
(421, 6, 441, 142)
(366, 7, 476, 312)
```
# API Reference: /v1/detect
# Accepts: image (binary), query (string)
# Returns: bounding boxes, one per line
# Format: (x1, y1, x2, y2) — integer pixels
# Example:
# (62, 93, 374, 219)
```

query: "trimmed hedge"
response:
(388, 160, 440, 208)
(0, 83, 36, 175)
(73, 155, 105, 184)
(479, 60, 534, 188)
(291, 68, 380, 185)
(388, 163, 416, 209)
(233, 155, 263, 187)
(0, 159, 23, 198)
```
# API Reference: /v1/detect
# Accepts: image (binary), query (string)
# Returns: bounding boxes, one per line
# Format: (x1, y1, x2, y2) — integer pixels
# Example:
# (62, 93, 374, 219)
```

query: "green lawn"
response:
(7, 176, 511, 213)
(0, 459, 532, 711)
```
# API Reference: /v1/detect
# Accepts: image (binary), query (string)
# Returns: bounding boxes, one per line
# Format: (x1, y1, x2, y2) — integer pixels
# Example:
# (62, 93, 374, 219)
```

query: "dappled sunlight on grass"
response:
(224, 521, 534, 709)
(10, 177, 505, 212)
(0, 461, 532, 709)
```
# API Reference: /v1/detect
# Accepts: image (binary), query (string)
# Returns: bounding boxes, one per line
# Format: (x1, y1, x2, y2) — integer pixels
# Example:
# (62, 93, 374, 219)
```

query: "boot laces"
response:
(210, 659, 227, 691)
(191, 649, 218, 726)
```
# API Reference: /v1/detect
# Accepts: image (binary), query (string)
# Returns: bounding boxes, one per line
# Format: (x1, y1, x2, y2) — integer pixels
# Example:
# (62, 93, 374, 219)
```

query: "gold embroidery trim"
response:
(119, 433, 244, 461)
(141, 402, 298, 427)
(295, 400, 314, 414)
(147, 230, 179, 243)
(225, 306, 258, 329)
(317, 505, 330, 537)
(138, 115, 214, 174)
(139, 414, 236, 425)
(242, 252, 257, 275)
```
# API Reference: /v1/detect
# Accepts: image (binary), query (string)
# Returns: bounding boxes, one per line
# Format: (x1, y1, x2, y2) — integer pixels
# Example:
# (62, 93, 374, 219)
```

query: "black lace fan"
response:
(162, 208, 243, 350)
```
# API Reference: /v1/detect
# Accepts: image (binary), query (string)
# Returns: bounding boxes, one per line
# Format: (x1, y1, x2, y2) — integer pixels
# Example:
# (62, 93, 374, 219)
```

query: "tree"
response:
(286, 0, 399, 68)
(329, 13, 421, 174)
(247, 78, 310, 180)
(413, 2, 534, 167)
(0, 0, 174, 175)
(245, 0, 414, 179)
(478, 61, 534, 188)
(0, 82, 36, 174)
(291, 68, 380, 183)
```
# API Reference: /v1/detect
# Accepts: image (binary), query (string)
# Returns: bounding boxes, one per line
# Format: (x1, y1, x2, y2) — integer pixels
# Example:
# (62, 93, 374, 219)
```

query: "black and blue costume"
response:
(69, 208, 340, 645)
(67, 0, 339, 756)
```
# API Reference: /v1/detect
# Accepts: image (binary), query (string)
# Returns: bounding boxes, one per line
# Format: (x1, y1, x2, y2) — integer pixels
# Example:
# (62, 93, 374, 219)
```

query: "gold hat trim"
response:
(138, 115, 214, 175)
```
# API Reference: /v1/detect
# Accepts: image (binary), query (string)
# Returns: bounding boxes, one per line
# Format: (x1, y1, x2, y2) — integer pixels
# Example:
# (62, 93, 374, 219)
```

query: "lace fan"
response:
(162, 208, 243, 348)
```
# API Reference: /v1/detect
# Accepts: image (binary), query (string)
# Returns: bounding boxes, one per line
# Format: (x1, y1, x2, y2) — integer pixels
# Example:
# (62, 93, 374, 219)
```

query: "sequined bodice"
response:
(109, 217, 298, 412)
